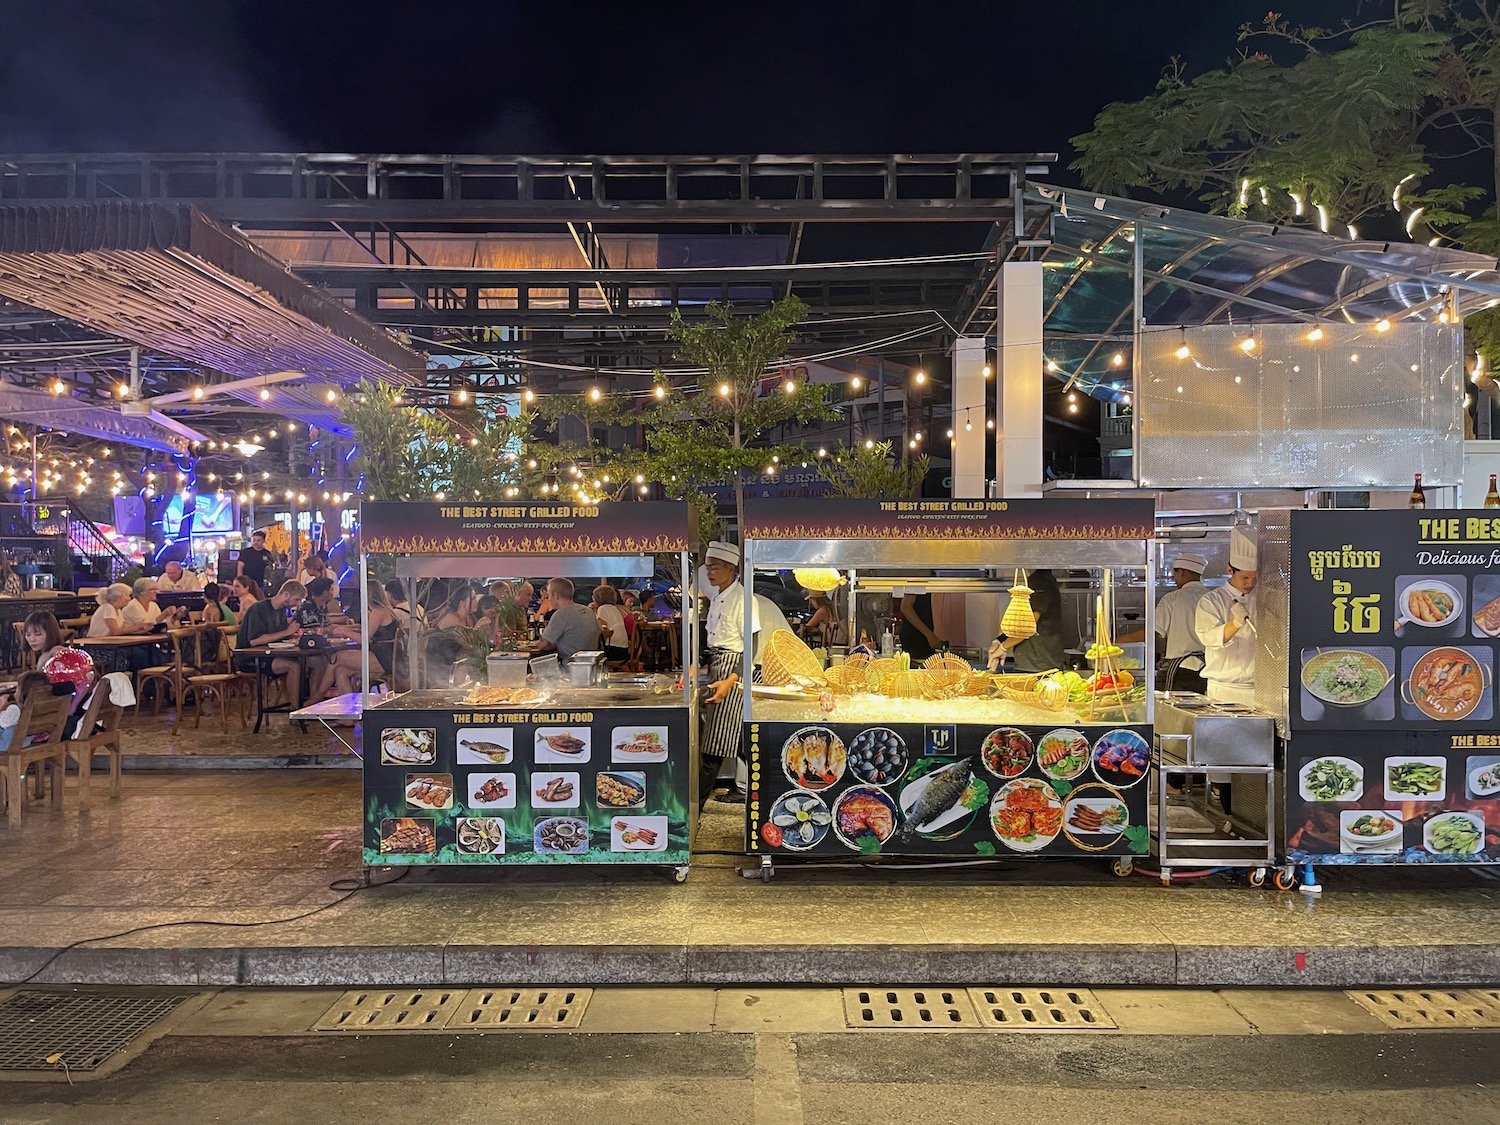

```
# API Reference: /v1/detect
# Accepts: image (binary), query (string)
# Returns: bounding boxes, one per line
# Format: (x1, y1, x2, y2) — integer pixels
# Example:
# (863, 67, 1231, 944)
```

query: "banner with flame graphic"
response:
(742, 498, 1155, 541)
(362, 501, 691, 555)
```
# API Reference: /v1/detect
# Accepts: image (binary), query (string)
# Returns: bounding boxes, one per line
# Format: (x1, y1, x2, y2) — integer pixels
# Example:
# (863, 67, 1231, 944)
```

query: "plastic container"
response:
(487, 654, 530, 688)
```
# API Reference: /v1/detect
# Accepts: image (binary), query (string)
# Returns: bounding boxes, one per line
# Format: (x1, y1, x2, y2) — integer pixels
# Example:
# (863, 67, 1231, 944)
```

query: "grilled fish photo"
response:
(895, 758, 973, 842)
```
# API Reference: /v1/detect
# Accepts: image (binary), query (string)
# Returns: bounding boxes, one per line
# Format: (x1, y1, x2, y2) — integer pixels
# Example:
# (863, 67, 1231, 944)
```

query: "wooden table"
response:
(237, 641, 358, 733)
(76, 633, 169, 675)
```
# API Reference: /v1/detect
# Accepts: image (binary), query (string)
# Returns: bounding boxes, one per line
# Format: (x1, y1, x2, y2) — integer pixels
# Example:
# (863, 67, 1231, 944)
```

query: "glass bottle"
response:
(1409, 473, 1426, 509)
(1486, 475, 1500, 509)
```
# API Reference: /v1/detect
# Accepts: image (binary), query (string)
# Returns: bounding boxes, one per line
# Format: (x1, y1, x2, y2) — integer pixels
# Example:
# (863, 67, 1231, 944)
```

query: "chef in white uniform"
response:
(1194, 527, 1258, 706)
(1156, 552, 1210, 661)
(699, 541, 760, 808)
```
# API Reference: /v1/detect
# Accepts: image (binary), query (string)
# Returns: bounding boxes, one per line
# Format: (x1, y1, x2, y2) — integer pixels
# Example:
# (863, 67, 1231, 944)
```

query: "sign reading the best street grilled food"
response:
(745, 721, 1151, 859)
(742, 498, 1156, 542)
(1288, 510, 1500, 865)
(362, 501, 691, 555)
(363, 705, 691, 866)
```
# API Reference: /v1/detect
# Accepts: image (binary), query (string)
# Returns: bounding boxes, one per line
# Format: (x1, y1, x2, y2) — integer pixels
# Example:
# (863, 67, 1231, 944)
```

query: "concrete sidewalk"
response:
(1, 771, 1497, 989)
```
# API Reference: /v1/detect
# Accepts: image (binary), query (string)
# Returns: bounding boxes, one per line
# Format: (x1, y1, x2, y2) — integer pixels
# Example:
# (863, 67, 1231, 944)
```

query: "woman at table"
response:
(797, 591, 837, 644)
(295, 552, 329, 587)
(0, 555, 21, 598)
(88, 584, 145, 637)
(435, 583, 477, 631)
(200, 582, 235, 625)
(22, 610, 68, 668)
(594, 585, 630, 665)
(314, 579, 395, 700)
(231, 576, 262, 613)
(122, 578, 183, 632)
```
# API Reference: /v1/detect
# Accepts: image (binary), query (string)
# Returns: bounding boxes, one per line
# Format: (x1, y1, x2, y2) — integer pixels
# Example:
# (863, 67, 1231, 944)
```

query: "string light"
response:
(523, 388, 536, 403)
(982, 364, 992, 378)
(259, 387, 271, 401)
(51, 379, 65, 395)
(1375, 318, 1392, 333)
(718, 382, 731, 398)
(782, 378, 797, 395)
(456, 389, 469, 404)
(589, 387, 602, 402)
(850, 375, 863, 390)
(1307, 326, 1325, 342)
(654, 384, 666, 399)
(913, 370, 926, 386)
(1111, 353, 1125, 367)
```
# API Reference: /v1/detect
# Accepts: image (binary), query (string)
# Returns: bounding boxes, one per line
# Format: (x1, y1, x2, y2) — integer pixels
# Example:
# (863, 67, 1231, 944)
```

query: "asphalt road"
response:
(0, 1029, 1497, 1125)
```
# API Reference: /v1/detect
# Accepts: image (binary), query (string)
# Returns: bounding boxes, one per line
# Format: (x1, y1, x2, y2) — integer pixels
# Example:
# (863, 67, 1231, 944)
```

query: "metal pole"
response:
(877, 356, 886, 441)
(1132, 219, 1144, 483)
(360, 550, 370, 699)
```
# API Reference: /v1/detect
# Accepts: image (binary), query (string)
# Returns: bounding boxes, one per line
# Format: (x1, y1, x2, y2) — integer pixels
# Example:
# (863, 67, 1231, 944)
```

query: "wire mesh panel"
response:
(0, 990, 189, 1072)
(1137, 322, 1462, 489)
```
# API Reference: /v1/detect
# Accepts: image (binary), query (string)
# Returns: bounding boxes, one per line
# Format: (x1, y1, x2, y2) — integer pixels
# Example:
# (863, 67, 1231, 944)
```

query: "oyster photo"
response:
(456, 817, 505, 855)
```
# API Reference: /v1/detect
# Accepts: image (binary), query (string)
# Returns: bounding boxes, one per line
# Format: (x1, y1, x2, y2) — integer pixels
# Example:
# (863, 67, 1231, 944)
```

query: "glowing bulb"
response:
(1238, 337, 1256, 353)
(1111, 353, 1124, 367)
(259, 387, 271, 401)
(1307, 326, 1324, 342)
(909, 439, 917, 449)
(654, 384, 666, 399)
(983, 364, 992, 378)
(116, 384, 129, 398)
(1068, 403, 1079, 414)
(1067, 393, 1077, 403)
(1375, 318, 1392, 333)
(1174, 343, 1191, 360)
(817, 448, 826, 458)
(965, 419, 972, 432)
(946, 428, 954, 438)
(718, 382, 731, 398)
(986, 418, 994, 429)
(635, 474, 645, 483)
(912, 432, 921, 442)
(851, 375, 863, 389)
(269, 429, 278, 438)
(191, 386, 204, 400)
(864, 439, 875, 449)
(51, 379, 65, 395)
(589, 387, 602, 401)
(325, 388, 338, 403)
(523, 388, 536, 403)
(1046, 359, 1059, 373)
(914, 370, 926, 385)
(1439, 309, 1452, 324)
(456, 389, 469, 404)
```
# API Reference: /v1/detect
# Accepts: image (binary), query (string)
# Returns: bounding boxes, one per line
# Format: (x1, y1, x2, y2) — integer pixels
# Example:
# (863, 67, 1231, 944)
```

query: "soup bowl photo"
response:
(1396, 579, 1463, 632)
(1300, 649, 1393, 710)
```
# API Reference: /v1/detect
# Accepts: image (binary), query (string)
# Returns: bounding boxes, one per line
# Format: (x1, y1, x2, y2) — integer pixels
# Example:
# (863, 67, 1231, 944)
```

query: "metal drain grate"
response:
(312, 989, 468, 1032)
(842, 988, 981, 1028)
(1347, 989, 1500, 1029)
(313, 987, 592, 1033)
(448, 988, 590, 1030)
(0, 989, 189, 1072)
(969, 988, 1117, 1030)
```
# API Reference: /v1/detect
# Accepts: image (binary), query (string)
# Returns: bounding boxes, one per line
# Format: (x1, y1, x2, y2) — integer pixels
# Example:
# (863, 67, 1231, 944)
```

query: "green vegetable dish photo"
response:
(1299, 756, 1363, 802)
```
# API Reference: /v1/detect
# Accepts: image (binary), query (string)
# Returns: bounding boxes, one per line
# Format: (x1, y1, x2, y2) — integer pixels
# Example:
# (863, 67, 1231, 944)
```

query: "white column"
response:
(995, 261, 1044, 498)
(950, 336, 987, 498)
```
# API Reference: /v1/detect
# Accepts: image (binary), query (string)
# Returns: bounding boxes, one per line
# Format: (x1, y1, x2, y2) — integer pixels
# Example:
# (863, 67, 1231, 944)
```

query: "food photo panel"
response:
(611, 725, 669, 764)
(466, 772, 518, 810)
(534, 727, 591, 764)
(1398, 645, 1493, 723)
(1466, 755, 1500, 800)
(455, 728, 514, 765)
(1299, 646, 1395, 723)
(1339, 810, 1404, 855)
(1472, 573, 1500, 639)
(530, 771, 581, 809)
(1395, 574, 1466, 639)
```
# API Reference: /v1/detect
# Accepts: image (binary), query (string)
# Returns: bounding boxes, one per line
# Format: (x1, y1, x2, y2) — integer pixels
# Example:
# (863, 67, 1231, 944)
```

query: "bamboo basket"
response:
(1002, 685, 1068, 712)
(885, 667, 934, 699)
(922, 653, 972, 698)
(864, 656, 900, 691)
(761, 629, 826, 687)
(990, 668, 1056, 692)
(823, 662, 870, 694)
(961, 674, 997, 697)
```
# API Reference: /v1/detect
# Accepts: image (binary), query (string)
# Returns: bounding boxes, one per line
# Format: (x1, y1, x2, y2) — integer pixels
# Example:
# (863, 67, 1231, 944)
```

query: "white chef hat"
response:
(1169, 552, 1207, 575)
(1229, 526, 1258, 571)
(705, 541, 740, 567)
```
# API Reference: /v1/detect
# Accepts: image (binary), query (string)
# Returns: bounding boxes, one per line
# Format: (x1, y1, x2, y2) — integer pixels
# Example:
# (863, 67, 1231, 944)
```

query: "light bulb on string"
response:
(1307, 326, 1325, 342)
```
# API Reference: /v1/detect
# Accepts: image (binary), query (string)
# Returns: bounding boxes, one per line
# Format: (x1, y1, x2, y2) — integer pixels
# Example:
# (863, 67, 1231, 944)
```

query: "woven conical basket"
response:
(761, 629, 826, 687)
(792, 567, 845, 593)
(922, 653, 972, 698)
(1001, 569, 1037, 640)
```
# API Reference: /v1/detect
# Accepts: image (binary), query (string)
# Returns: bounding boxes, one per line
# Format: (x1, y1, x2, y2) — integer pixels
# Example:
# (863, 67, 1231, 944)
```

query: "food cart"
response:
(1271, 508, 1500, 883)
(739, 497, 1156, 879)
(359, 501, 697, 879)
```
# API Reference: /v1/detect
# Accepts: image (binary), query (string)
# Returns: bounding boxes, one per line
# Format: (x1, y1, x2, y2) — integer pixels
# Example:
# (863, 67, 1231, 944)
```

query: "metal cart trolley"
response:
(739, 496, 1158, 881)
(1152, 691, 1290, 888)
(358, 500, 698, 881)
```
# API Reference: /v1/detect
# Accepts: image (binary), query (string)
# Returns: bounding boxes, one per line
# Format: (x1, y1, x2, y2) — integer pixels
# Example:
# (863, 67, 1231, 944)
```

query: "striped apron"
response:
(700, 647, 745, 759)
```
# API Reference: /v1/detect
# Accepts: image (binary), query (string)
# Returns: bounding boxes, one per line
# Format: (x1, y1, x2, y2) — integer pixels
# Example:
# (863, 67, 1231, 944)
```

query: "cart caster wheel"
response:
(1247, 867, 1267, 888)
(672, 865, 689, 883)
(1274, 869, 1298, 891)
(1160, 870, 1172, 886)
(760, 866, 774, 883)
(1112, 859, 1133, 878)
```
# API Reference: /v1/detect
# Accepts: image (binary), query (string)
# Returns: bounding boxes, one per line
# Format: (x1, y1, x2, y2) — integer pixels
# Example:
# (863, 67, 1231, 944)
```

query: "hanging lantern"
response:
(1000, 569, 1038, 640)
(793, 567, 845, 593)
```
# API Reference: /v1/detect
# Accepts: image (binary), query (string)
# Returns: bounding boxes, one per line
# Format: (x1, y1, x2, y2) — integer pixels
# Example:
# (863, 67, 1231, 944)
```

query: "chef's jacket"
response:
(706, 579, 759, 653)
(1194, 583, 1257, 702)
(1157, 580, 1208, 660)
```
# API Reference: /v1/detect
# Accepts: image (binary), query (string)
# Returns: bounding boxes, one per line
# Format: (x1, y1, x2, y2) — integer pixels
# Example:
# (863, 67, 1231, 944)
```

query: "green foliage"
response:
(1072, 3, 1500, 244)
(816, 440, 929, 499)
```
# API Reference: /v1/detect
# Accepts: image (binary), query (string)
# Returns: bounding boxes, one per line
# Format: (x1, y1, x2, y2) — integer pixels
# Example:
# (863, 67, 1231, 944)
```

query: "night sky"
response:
(1, 0, 1367, 167)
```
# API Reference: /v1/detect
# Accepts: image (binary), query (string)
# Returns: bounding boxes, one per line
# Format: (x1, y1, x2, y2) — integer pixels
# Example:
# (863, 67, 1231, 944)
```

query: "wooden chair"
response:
(174, 624, 251, 732)
(0, 690, 72, 827)
(61, 683, 126, 810)
(11, 621, 34, 672)
(135, 628, 199, 714)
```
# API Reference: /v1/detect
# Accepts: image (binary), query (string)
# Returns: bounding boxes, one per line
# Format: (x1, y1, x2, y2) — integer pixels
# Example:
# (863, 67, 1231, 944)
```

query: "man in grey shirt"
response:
(535, 577, 601, 662)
